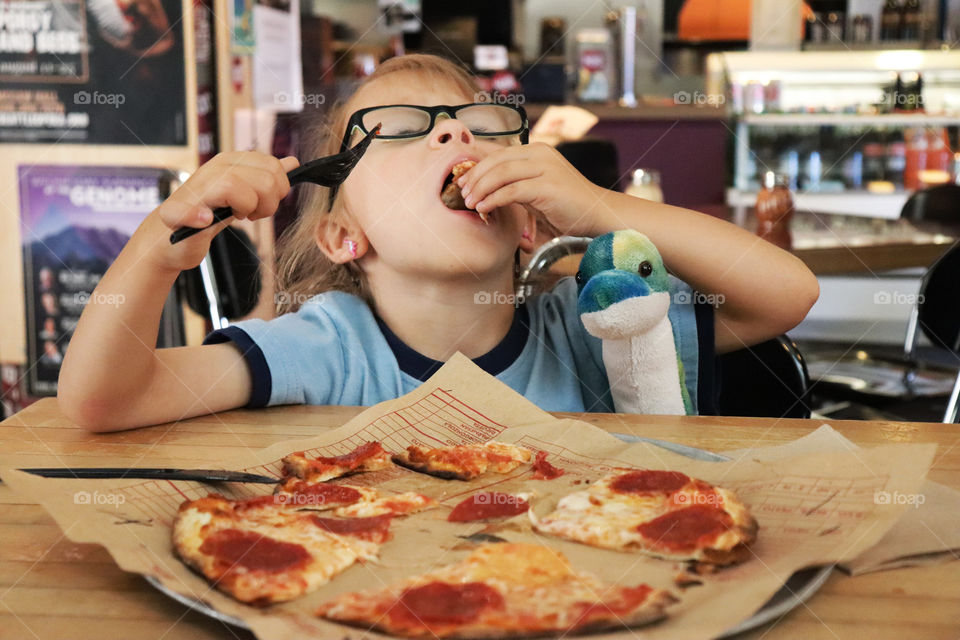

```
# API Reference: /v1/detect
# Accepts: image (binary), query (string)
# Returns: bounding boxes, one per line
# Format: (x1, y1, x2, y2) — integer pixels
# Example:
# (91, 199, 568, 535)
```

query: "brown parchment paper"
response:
(723, 424, 960, 575)
(0, 353, 940, 640)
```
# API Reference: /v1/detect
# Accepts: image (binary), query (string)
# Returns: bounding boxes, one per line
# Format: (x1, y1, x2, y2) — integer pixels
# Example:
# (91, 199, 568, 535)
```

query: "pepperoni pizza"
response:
(391, 441, 532, 480)
(282, 441, 391, 482)
(317, 543, 678, 638)
(531, 469, 758, 565)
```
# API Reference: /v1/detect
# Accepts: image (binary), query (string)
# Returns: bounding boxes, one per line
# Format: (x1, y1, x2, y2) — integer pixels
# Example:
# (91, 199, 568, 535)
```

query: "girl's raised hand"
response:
(457, 142, 604, 236)
(149, 151, 299, 273)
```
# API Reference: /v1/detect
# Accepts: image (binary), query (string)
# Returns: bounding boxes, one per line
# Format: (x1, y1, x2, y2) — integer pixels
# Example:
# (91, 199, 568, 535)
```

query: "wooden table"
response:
(1, 399, 958, 639)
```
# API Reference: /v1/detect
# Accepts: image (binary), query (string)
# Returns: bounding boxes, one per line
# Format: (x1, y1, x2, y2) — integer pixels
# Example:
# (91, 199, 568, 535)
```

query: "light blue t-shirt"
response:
(204, 277, 709, 413)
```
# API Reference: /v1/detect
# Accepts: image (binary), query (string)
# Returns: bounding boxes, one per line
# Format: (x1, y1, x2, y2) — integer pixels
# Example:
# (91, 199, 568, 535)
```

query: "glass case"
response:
(706, 49, 960, 219)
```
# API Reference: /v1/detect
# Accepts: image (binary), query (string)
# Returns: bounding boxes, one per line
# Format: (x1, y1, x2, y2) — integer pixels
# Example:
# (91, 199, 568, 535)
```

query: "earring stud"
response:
(344, 239, 358, 258)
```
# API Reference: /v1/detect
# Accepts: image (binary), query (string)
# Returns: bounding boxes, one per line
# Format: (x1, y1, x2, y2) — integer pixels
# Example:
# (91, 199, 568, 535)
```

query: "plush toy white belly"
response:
(580, 292, 686, 415)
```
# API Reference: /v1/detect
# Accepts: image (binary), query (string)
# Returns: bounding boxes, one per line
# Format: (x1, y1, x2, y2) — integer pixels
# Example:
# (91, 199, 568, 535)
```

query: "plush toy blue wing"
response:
(576, 230, 692, 415)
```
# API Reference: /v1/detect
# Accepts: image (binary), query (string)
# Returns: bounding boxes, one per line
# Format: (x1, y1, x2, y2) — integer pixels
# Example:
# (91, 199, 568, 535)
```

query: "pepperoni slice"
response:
(636, 505, 733, 552)
(532, 451, 565, 480)
(311, 514, 392, 543)
(610, 470, 690, 494)
(388, 582, 504, 626)
(290, 483, 363, 504)
(201, 529, 310, 572)
(447, 492, 529, 522)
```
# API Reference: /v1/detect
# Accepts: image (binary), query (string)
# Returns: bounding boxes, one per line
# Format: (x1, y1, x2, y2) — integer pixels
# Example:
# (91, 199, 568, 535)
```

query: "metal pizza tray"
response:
(145, 434, 834, 638)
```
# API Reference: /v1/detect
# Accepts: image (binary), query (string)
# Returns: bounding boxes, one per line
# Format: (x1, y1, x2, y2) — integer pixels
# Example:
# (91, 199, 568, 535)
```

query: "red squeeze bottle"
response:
(926, 128, 952, 173)
(755, 171, 793, 250)
(904, 127, 928, 191)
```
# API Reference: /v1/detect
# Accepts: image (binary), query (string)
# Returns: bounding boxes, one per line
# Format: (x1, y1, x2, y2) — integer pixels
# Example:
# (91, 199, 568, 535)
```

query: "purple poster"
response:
(18, 165, 167, 395)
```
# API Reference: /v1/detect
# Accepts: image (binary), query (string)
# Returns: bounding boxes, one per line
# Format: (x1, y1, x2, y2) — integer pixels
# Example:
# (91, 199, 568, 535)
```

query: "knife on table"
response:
(17, 468, 280, 483)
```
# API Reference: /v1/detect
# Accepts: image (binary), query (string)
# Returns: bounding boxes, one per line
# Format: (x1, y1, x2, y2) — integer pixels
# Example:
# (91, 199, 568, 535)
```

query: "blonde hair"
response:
(274, 54, 480, 315)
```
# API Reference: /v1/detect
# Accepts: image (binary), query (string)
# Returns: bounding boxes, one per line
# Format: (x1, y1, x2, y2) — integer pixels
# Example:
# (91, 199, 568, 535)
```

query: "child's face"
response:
(335, 72, 534, 284)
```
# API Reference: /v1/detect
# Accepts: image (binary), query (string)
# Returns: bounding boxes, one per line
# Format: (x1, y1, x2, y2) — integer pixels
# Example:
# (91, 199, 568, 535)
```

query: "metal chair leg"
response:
(943, 371, 960, 423)
(199, 254, 228, 331)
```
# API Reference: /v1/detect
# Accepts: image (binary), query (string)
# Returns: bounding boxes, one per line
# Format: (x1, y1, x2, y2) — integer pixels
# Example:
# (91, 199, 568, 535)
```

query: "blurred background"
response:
(3, 0, 960, 423)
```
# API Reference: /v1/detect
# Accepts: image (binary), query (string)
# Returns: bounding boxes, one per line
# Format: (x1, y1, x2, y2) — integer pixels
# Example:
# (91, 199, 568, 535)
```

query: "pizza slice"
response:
(317, 543, 677, 638)
(172, 493, 385, 605)
(392, 441, 532, 480)
(282, 441, 392, 483)
(274, 478, 436, 517)
(531, 469, 758, 565)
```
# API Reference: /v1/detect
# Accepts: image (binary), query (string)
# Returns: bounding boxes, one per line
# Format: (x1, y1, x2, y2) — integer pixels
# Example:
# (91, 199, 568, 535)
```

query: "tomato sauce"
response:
(201, 529, 310, 572)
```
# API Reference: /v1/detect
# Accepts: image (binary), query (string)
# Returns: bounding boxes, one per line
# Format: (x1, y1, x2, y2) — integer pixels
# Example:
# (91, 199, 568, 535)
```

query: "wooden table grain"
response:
(1, 399, 958, 640)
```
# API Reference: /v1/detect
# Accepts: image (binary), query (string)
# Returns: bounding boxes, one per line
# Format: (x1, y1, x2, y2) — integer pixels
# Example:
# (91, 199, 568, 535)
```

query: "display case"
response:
(706, 50, 960, 219)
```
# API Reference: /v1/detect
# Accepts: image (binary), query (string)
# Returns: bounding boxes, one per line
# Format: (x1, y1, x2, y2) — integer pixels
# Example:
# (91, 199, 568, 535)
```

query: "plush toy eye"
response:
(638, 261, 653, 277)
(575, 271, 583, 285)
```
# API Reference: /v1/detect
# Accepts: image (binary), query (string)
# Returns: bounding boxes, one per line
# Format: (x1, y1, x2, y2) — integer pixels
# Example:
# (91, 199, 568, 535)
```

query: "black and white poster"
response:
(0, 0, 187, 145)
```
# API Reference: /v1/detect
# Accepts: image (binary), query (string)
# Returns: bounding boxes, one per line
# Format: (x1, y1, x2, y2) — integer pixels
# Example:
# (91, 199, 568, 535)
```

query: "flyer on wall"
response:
(0, 0, 187, 145)
(18, 165, 169, 396)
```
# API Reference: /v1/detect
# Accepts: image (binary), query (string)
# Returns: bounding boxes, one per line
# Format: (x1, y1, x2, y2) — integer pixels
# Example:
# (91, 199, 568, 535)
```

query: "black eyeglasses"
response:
(328, 103, 528, 206)
(338, 103, 529, 156)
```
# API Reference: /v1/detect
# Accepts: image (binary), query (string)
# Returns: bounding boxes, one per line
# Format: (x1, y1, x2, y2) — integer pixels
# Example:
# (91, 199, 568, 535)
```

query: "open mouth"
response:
(440, 160, 489, 224)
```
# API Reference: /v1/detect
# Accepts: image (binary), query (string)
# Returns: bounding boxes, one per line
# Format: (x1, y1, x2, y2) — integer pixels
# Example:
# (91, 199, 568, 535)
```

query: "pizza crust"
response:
(392, 441, 532, 481)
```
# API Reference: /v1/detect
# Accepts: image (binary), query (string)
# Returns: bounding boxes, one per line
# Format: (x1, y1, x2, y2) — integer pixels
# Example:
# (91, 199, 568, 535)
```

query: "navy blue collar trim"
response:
(375, 305, 530, 382)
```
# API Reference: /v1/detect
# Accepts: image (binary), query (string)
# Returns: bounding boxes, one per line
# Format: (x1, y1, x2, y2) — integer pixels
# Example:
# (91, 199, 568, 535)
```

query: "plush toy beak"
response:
(577, 270, 653, 316)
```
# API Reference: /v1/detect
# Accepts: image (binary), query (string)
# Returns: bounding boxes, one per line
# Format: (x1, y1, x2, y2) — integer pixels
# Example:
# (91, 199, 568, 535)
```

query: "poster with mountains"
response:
(18, 165, 168, 396)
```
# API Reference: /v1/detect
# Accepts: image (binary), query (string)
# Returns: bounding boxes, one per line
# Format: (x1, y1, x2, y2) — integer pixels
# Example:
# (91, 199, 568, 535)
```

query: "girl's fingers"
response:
(462, 160, 542, 210)
(474, 180, 532, 215)
(458, 144, 537, 194)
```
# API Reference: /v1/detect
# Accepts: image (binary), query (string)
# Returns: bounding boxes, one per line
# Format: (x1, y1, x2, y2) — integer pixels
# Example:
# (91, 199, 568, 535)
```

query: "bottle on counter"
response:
(575, 29, 614, 102)
(904, 127, 928, 190)
(803, 149, 822, 191)
(926, 128, 952, 174)
(755, 171, 793, 250)
(900, 0, 921, 40)
(825, 12, 845, 42)
(880, 0, 901, 40)
(850, 14, 873, 43)
(862, 129, 887, 184)
(625, 169, 663, 203)
(885, 129, 907, 188)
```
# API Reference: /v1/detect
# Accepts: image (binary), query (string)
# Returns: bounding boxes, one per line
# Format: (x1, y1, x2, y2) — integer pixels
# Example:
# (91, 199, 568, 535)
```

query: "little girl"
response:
(58, 54, 819, 432)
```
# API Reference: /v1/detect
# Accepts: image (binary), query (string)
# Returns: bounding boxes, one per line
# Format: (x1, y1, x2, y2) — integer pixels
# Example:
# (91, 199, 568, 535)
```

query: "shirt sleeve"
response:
(202, 300, 350, 407)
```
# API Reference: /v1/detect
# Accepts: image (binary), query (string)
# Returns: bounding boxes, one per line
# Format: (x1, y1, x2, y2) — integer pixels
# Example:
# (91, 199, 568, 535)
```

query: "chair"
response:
(807, 242, 960, 422)
(901, 183, 960, 227)
(555, 139, 622, 191)
(518, 236, 812, 418)
(716, 335, 812, 419)
(805, 185, 960, 417)
(178, 226, 263, 330)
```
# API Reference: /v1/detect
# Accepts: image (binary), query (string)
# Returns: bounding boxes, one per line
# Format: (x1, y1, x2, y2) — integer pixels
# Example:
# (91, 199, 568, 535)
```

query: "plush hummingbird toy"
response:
(576, 230, 692, 415)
